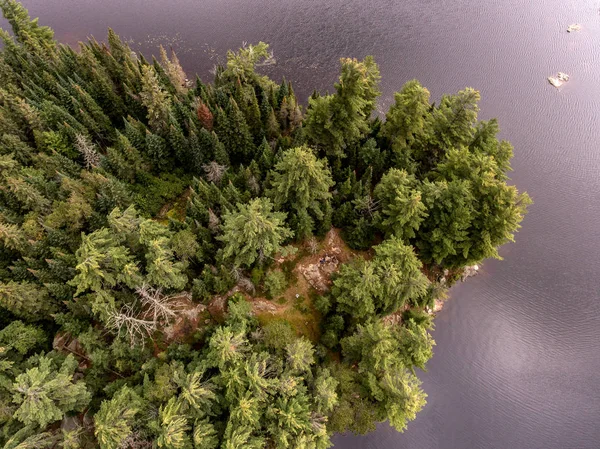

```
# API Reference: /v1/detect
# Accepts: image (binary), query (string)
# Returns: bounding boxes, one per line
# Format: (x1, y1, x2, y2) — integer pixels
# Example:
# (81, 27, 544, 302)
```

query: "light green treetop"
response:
(267, 146, 334, 238)
(218, 197, 293, 267)
(11, 354, 90, 428)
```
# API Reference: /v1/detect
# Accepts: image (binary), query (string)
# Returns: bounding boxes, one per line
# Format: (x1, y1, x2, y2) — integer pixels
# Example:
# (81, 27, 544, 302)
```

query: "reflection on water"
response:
(8, 0, 600, 447)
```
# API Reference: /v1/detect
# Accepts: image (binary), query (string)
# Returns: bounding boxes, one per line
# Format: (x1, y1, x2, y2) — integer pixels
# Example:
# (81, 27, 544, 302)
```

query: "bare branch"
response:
(135, 284, 180, 325)
(202, 161, 228, 183)
(74, 134, 100, 169)
(106, 304, 156, 347)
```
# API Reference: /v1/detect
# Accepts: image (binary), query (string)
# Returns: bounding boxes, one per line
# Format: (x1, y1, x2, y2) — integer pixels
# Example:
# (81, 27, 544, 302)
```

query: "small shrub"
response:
(264, 270, 288, 298)
(263, 319, 296, 351)
(251, 266, 265, 286)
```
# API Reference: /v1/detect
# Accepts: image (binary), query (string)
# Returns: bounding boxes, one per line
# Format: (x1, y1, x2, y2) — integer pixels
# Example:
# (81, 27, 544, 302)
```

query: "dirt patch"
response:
(162, 292, 208, 343)
(206, 286, 241, 323)
(295, 228, 360, 292)
(197, 229, 366, 342)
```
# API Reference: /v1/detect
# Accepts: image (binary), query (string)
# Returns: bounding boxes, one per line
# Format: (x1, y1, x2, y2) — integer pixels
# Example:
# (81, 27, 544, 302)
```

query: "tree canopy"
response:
(0, 2, 529, 447)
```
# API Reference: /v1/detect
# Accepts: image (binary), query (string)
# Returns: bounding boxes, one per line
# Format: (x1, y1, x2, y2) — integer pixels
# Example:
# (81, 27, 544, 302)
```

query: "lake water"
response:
(7, 0, 600, 447)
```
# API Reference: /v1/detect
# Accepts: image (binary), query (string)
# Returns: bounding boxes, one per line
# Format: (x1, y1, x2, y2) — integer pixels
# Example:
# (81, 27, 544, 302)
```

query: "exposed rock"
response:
(461, 264, 480, 281)
(251, 299, 278, 314)
(300, 263, 327, 291)
(548, 72, 569, 88)
(298, 253, 339, 292)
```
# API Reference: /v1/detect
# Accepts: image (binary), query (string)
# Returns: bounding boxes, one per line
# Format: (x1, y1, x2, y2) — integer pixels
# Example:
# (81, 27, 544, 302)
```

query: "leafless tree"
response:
(135, 284, 179, 324)
(247, 175, 260, 195)
(355, 194, 380, 218)
(106, 304, 156, 347)
(306, 237, 319, 255)
(202, 161, 227, 183)
(208, 208, 220, 233)
(229, 266, 243, 282)
(74, 134, 101, 169)
(237, 276, 255, 295)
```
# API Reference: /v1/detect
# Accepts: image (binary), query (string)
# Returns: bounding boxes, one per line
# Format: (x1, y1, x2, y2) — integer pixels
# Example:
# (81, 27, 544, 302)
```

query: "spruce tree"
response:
(218, 198, 293, 268)
(94, 386, 142, 449)
(304, 57, 380, 157)
(374, 168, 428, 240)
(267, 146, 334, 238)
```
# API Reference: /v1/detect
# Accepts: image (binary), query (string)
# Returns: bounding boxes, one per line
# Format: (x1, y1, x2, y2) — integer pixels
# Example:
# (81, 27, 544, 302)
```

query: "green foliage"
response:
(11, 354, 90, 428)
(262, 319, 296, 351)
(0, 5, 530, 446)
(374, 168, 428, 240)
(263, 270, 287, 298)
(218, 198, 293, 268)
(304, 56, 380, 157)
(94, 386, 142, 449)
(332, 236, 429, 320)
(267, 146, 334, 238)
(340, 320, 432, 432)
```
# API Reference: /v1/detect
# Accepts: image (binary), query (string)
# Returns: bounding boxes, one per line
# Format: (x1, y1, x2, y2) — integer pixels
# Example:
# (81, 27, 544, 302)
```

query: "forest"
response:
(0, 1, 530, 448)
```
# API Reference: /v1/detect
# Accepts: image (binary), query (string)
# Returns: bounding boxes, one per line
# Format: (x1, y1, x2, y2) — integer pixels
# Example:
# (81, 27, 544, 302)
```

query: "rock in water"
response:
(548, 72, 569, 88)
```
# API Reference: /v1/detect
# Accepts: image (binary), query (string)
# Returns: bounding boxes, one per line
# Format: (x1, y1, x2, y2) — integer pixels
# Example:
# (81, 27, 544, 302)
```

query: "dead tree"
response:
(135, 284, 179, 324)
(106, 304, 156, 347)
(202, 161, 227, 183)
(74, 134, 100, 169)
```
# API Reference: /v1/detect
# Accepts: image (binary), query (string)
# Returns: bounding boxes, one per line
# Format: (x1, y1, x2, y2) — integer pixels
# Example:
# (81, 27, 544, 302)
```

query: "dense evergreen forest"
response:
(0, 1, 530, 447)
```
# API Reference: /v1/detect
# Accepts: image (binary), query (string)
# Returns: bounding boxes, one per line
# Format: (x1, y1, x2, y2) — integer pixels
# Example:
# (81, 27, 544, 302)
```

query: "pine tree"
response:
(226, 98, 255, 163)
(340, 321, 431, 432)
(140, 65, 171, 134)
(285, 337, 315, 374)
(374, 168, 428, 240)
(176, 370, 216, 416)
(381, 80, 432, 172)
(416, 179, 475, 267)
(304, 56, 380, 157)
(192, 419, 219, 449)
(160, 46, 188, 96)
(312, 369, 338, 414)
(257, 137, 274, 172)
(0, 0, 54, 49)
(371, 235, 430, 313)
(156, 397, 191, 449)
(196, 101, 213, 131)
(70, 227, 141, 296)
(0, 281, 54, 320)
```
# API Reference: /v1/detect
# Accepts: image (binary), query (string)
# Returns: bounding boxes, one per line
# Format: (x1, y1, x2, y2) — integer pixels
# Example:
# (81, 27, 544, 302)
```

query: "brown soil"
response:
(166, 229, 366, 344)
(247, 228, 366, 341)
(162, 292, 209, 344)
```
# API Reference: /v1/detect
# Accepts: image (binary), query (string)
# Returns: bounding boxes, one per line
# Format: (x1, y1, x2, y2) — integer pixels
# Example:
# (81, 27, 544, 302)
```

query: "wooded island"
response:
(0, 1, 530, 447)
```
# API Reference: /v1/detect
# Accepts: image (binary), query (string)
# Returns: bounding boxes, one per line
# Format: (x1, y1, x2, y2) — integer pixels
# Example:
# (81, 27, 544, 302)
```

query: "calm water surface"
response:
(8, 0, 600, 447)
